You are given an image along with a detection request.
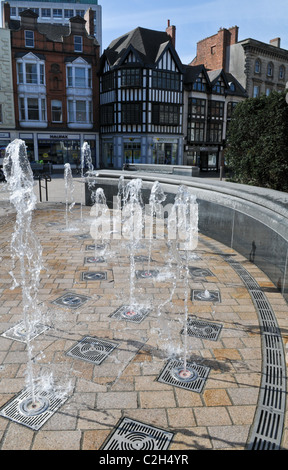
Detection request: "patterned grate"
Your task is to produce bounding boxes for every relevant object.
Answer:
[102,417,174,450]
[73,233,91,240]
[134,255,150,262]
[182,318,222,341]
[0,387,69,431]
[1,321,49,343]
[136,270,159,279]
[85,244,106,251]
[51,292,91,309]
[84,256,105,264]
[191,289,221,302]
[66,336,118,364]
[110,305,150,324]
[81,271,107,281]
[157,359,210,393]
[188,267,214,278]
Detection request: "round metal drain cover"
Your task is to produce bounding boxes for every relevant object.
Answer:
[62,296,82,306]
[85,272,105,280]
[19,396,50,417]
[171,366,198,383]
[124,432,154,450]
[195,290,218,301]
[79,341,105,357]
[14,325,36,338]
[121,309,138,319]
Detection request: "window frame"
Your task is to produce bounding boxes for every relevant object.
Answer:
[51,99,63,123]
[74,36,83,53]
[25,30,34,48]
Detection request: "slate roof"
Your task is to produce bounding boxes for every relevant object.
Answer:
[102,27,182,70]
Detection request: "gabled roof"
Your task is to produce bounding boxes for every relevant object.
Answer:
[101,26,183,71]
[183,64,210,88]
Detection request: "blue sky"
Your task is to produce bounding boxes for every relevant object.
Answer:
[101,0,288,64]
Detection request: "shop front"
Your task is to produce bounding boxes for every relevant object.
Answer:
[184,145,219,171]
[37,133,97,170]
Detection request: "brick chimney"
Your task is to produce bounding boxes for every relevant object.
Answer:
[270,37,281,48]
[84,8,95,37]
[166,19,176,48]
[2,2,11,28]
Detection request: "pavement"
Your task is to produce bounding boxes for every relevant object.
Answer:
[0,174,287,451]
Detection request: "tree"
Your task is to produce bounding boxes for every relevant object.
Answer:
[225,91,288,191]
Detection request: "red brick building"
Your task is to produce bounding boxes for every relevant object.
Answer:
[190,26,239,71]
[3,3,100,168]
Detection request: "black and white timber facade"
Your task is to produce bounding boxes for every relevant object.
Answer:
[99,25,248,170]
[99,27,184,168]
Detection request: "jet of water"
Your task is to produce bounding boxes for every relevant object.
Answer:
[3,139,44,404]
[64,163,75,230]
[121,179,143,309]
[146,181,166,274]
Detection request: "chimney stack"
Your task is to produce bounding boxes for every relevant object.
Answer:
[84,8,95,37]
[166,19,176,48]
[270,37,281,48]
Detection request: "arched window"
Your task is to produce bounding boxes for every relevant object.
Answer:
[255,59,261,74]
[267,62,274,77]
[279,65,285,80]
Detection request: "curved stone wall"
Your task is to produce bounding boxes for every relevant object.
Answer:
[86,170,288,301]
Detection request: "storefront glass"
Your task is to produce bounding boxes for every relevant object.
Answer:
[38,139,96,167]
[124,141,141,164]
[153,141,177,165]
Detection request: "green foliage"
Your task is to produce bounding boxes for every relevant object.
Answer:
[225,91,288,191]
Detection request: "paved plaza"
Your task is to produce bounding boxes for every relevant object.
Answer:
[0,176,287,451]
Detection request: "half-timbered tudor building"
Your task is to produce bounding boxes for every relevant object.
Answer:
[183,65,247,170]
[99,26,184,169]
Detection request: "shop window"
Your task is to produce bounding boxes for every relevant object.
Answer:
[0,104,2,123]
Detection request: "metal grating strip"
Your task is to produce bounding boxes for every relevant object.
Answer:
[223,255,286,450]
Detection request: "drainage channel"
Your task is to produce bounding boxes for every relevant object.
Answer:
[225,255,286,450]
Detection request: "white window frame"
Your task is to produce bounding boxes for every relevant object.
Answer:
[67,98,92,124]
[74,36,83,53]
[51,100,63,122]
[19,96,47,122]
[17,57,45,86]
[66,64,92,88]
[25,30,34,48]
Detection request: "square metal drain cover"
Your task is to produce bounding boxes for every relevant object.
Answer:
[0,387,69,431]
[157,359,210,393]
[181,318,222,341]
[51,292,91,309]
[66,336,118,364]
[189,267,214,278]
[1,321,49,343]
[73,233,91,240]
[102,417,174,450]
[84,256,105,264]
[134,255,150,262]
[110,305,150,323]
[191,289,221,302]
[85,244,106,251]
[136,270,159,279]
[81,271,107,281]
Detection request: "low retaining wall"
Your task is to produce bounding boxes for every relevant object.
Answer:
[85,170,288,300]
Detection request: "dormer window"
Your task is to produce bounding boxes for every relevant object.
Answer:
[74,36,83,53]
[25,31,34,48]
